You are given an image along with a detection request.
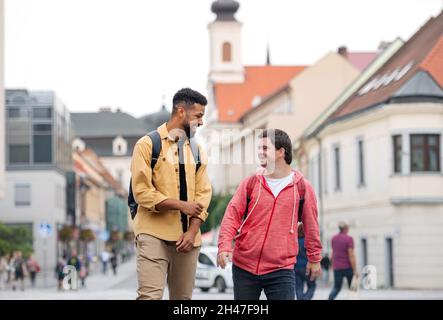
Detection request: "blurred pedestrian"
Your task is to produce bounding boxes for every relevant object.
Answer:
[78,255,88,288]
[0,256,8,290]
[294,224,317,300]
[55,258,66,291]
[6,253,13,285]
[12,251,26,291]
[66,250,81,272]
[26,255,41,288]
[101,249,110,275]
[328,222,359,300]
[110,248,118,276]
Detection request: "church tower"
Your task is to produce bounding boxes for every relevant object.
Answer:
[208,0,244,83]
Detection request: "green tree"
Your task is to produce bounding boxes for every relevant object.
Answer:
[0,222,33,258]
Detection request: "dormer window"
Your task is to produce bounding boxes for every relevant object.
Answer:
[72,138,85,152]
[113,136,127,156]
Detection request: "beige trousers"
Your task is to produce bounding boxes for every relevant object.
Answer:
[135,233,200,300]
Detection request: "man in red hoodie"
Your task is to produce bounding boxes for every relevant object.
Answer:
[217,129,323,300]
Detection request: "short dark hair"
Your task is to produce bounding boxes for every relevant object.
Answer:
[259,129,293,165]
[172,88,207,114]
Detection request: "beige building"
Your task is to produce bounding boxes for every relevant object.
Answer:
[296,12,443,289]
[214,50,375,193]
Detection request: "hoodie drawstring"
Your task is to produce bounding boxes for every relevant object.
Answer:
[235,178,262,237]
[290,181,297,234]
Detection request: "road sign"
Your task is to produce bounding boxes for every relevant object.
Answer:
[38,222,52,238]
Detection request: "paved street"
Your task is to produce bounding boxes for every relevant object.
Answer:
[1,257,443,300]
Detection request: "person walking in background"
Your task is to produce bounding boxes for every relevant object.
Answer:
[0,255,8,290]
[26,255,41,288]
[101,248,110,275]
[66,250,81,273]
[294,224,317,300]
[12,251,26,291]
[78,255,88,288]
[110,248,118,276]
[55,258,66,291]
[6,253,13,286]
[328,222,359,300]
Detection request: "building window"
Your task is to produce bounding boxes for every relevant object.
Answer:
[33,107,52,119]
[15,184,31,206]
[410,134,440,172]
[72,138,86,152]
[113,136,127,156]
[222,42,232,62]
[333,145,341,191]
[33,124,52,163]
[7,107,28,119]
[9,145,30,164]
[357,139,365,186]
[393,135,402,173]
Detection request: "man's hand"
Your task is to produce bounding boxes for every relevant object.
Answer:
[176,230,197,253]
[306,262,322,281]
[180,201,204,218]
[217,252,232,269]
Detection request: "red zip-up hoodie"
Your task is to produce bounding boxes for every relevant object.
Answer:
[218,170,322,275]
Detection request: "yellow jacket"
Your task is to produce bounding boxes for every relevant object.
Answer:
[130,123,212,246]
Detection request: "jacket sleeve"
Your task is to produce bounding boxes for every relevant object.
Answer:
[301,179,323,263]
[193,146,212,222]
[217,178,248,253]
[130,137,168,213]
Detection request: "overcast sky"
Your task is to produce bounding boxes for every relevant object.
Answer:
[5,0,443,117]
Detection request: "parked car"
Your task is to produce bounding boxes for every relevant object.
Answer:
[195,246,233,293]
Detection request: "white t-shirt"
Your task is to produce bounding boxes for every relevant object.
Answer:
[264,172,294,198]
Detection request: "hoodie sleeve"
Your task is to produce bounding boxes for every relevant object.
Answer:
[217,178,249,253]
[301,179,323,263]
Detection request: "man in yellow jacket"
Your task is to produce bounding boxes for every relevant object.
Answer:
[131,88,212,300]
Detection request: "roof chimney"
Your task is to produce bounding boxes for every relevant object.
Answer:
[99,107,112,113]
[378,41,391,52]
[338,46,348,58]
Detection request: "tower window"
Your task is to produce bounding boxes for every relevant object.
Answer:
[222,42,232,62]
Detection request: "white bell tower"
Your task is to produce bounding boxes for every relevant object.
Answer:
[208,0,244,83]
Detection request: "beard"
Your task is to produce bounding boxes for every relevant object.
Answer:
[183,122,191,139]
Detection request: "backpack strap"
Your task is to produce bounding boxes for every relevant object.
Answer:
[189,138,201,172]
[243,175,258,220]
[296,178,306,222]
[146,130,162,170]
[128,130,162,220]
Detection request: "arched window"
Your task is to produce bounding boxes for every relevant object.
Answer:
[222,42,232,62]
[113,136,127,156]
[72,138,85,152]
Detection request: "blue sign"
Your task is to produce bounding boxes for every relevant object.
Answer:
[39,222,52,238]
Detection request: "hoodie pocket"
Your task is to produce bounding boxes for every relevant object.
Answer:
[235,231,249,251]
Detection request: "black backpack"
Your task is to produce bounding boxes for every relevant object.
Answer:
[128,130,201,220]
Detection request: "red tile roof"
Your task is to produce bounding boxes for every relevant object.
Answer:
[328,11,443,123]
[213,66,306,122]
[421,35,443,88]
